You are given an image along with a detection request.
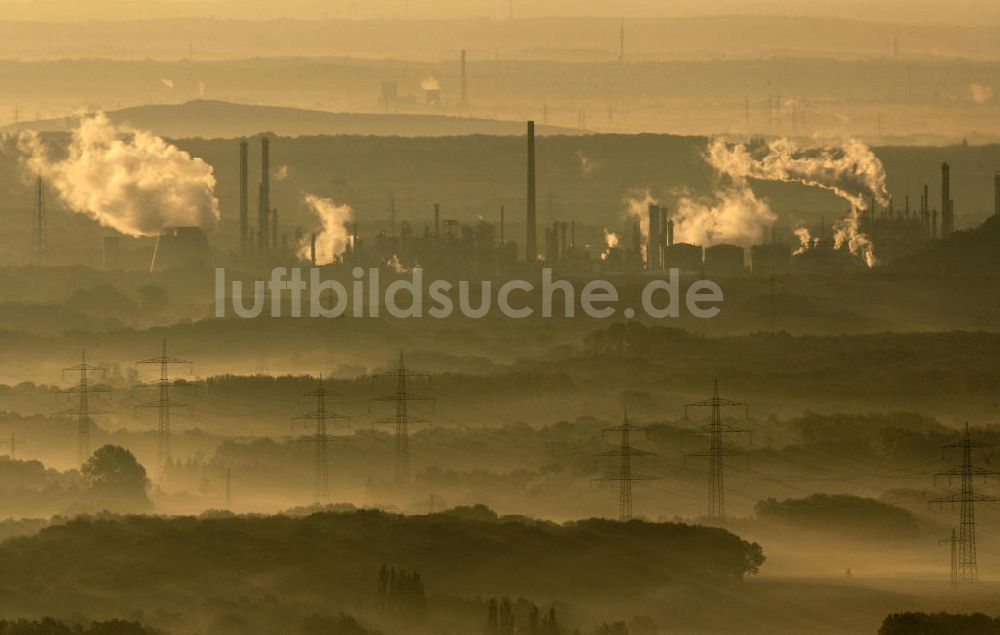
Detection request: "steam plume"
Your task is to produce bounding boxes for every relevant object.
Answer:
[624,188,655,258]
[706,137,888,266]
[299,194,353,265]
[18,112,220,237]
[673,180,776,248]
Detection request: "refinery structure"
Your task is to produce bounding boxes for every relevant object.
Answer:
[25,120,1000,281]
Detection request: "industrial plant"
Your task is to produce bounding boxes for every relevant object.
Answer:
[1,3,1000,635]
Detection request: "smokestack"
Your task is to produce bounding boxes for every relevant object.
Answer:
[460,50,467,106]
[310,233,317,266]
[994,170,1000,216]
[667,219,674,247]
[271,207,279,253]
[238,139,248,256]
[258,136,270,256]
[941,161,953,235]
[390,196,396,235]
[526,121,537,263]
[500,205,505,244]
[571,220,575,248]
[434,203,441,237]
[559,221,567,261]
[647,203,661,271]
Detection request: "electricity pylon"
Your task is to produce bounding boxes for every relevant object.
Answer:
[595,409,656,522]
[930,423,1000,582]
[60,350,111,467]
[135,339,192,476]
[939,528,958,590]
[369,351,433,484]
[32,175,46,264]
[293,377,345,502]
[5,429,24,459]
[684,379,750,519]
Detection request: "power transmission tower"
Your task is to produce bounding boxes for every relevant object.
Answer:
[684,379,750,519]
[369,351,433,485]
[293,377,345,503]
[135,339,192,476]
[60,350,111,468]
[5,428,24,459]
[930,423,1000,582]
[939,528,958,590]
[32,175,46,264]
[595,409,656,521]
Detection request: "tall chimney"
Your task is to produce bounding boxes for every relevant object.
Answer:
[271,207,279,253]
[647,203,661,271]
[940,161,953,235]
[390,196,397,235]
[258,136,270,256]
[570,220,575,248]
[310,233,317,266]
[500,205,505,244]
[526,121,537,262]
[434,203,440,237]
[238,139,248,256]
[460,49,467,106]
[994,170,1000,216]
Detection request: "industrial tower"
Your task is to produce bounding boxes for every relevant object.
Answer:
[135,340,192,475]
[930,423,1000,582]
[525,120,537,263]
[258,136,270,257]
[939,528,959,590]
[370,352,433,484]
[684,379,750,519]
[596,409,656,522]
[237,139,249,256]
[61,350,110,467]
[294,377,345,502]
[32,176,46,264]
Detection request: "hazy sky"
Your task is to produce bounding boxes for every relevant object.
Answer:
[1,0,998,26]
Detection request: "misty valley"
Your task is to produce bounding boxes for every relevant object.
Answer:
[0,2,1000,634]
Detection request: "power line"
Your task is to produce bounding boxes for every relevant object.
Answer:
[930,423,1000,582]
[684,379,750,519]
[60,350,110,468]
[369,351,433,485]
[595,408,656,521]
[293,376,345,503]
[135,339,193,477]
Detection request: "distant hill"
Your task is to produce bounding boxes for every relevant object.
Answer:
[1,99,583,139]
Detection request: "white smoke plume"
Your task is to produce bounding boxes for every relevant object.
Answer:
[793,226,814,255]
[673,181,776,248]
[623,188,656,259]
[161,78,175,90]
[599,228,620,261]
[421,77,440,91]
[197,81,206,97]
[275,164,290,181]
[577,150,601,177]
[706,137,888,266]
[299,194,353,265]
[970,83,993,104]
[18,112,220,237]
